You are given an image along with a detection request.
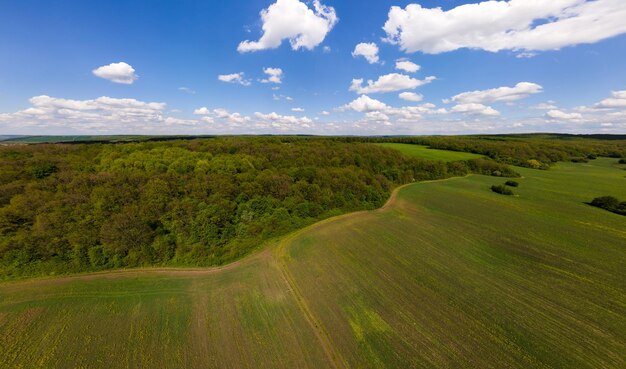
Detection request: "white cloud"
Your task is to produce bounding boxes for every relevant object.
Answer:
[254,112,313,130]
[399,92,423,102]
[212,108,250,124]
[273,94,294,101]
[178,87,196,94]
[260,67,283,84]
[193,107,210,115]
[595,90,626,109]
[352,42,379,64]
[451,103,500,116]
[546,109,583,121]
[320,110,330,115]
[451,82,543,104]
[350,73,435,94]
[92,62,138,84]
[218,72,251,86]
[341,96,446,124]
[395,59,420,73]
[0,95,175,132]
[342,95,389,112]
[291,107,305,112]
[383,0,626,54]
[238,0,338,53]
[323,46,332,53]
[531,102,558,110]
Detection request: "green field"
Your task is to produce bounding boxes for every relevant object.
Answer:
[376,143,484,161]
[1,158,624,368]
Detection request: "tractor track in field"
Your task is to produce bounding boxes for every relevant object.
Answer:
[269,182,420,369]
[0,180,440,369]
[274,233,346,369]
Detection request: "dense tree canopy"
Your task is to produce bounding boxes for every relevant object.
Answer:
[0,137,519,279]
[345,134,626,169]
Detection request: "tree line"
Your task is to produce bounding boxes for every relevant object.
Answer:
[0,136,517,279]
[339,134,626,169]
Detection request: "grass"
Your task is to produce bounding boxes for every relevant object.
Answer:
[281,158,626,368]
[376,143,484,161]
[1,158,624,368]
[0,251,330,369]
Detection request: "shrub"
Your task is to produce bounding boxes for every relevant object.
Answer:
[619,159,626,164]
[571,157,589,163]
[491,185,513,196]
[589,196,626,216]
[505,180,519,187]
[591,196,619,209]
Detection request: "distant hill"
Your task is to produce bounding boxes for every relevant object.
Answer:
[1,135,216,144]
[0,135,26,142]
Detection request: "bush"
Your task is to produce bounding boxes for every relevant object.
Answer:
[571,157,589,163]
[619,159,626,164]
[505,180,519,187]
[591,196,620,209]
[589,196,626,215]
[491,185,513,196]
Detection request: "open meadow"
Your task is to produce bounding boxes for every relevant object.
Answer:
[375,143,484,162]
[0,156,624,368]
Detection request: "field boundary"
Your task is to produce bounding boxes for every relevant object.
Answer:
[1,176,469,288]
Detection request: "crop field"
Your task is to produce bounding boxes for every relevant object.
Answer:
[1,158,624,368]
[281,158,626,368]
[376,143,484,161]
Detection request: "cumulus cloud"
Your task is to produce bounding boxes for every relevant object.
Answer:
[341,95,448,126]
[0,95,175,132]
[291,107,305,112]
[531,102,558,110]
[383,0,626,54]
[395,59,420,73]
[595,90,626,109]
[193,107,211,115]
[341,95,389,112]
[352,42,379,64]
[237,0,338,53]
[451,82,543,104]
[546,109,583,121]
[92,62,138,84]
[254,112,313,129]
[211,108,250,124]
[218,72,251,86]
[350,73,435,94]
[399,92,423,102]
[451,103,500,116]
[320,110,330,116]
[260,67,283,84]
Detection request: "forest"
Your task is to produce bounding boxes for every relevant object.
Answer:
[1,135,623,279]
[0,136,519,279]
[350,134,626,169]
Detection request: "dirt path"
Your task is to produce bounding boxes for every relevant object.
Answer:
[189,278,212,369]
[274,231,347,369]
[0,248,271,291]
[1,182,417,290]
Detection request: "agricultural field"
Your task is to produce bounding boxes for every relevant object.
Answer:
[0,249,330,369]
[0,157,624,368]
[376,143,484,162]
[281,157,626,368]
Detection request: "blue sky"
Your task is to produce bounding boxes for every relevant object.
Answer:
[1,0,626,135]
